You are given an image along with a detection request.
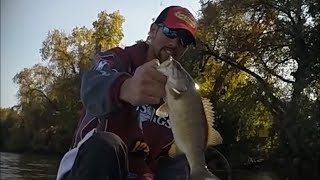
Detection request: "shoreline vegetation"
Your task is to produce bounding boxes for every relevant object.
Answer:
[1,0,319,179]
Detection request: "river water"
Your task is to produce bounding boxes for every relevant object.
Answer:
[1,151,283,180]
[0,152,59,180]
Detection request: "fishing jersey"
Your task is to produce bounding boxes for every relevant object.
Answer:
[71,42,174,177]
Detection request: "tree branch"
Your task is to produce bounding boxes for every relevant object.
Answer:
[272,58,292,70]
[203,43,265,83]
[202,43,287,116]
[262,0,296,26]
[54,48,77,74]
[256,53,295,83]
[29,88,60,113]
[199,55,210,73]
[258,43,290,51]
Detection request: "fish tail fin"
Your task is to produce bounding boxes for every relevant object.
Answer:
[202,98,223,146]
[189,167,221,180]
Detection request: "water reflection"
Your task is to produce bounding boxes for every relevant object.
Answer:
[0,152,59,180]
[0,152,287,180]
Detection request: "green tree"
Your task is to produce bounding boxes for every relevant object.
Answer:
[9,10,125,154]
[180,1,319,177]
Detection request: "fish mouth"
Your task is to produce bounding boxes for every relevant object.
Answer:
[159,56,173,68]
[171,88,183,94]
[165,49,173,55]
[167,81,188,93]
[163,48,176,59]
[165,49,174,56]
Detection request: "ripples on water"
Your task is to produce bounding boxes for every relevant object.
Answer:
[1,152,285,180]
[0,152,59,180]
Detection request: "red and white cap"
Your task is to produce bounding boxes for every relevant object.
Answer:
[155,6,198,43]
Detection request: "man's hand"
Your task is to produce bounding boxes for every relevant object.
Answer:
[120,59,167,106]
[140,173,154,180]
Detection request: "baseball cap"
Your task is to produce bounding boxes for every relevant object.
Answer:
[154,6,198,45]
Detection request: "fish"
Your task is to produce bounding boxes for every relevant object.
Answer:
[156,56,223,180]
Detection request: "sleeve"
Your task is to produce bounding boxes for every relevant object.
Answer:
[80,49,131,118]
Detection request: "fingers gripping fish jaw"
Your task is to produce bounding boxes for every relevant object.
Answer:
[157,56,190,95]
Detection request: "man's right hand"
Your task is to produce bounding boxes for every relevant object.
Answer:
[140,173,154,180]
[119,59,167,106]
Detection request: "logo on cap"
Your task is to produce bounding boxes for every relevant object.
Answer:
[174,11,197,29]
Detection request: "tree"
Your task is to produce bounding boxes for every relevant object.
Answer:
[9,10,125,154]
[182,0,319,177]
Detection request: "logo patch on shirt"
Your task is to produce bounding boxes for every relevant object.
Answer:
[136,105,171,129]
[94,54,115,70]
[95,60,109,71]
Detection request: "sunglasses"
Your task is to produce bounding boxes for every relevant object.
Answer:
[158,24,194,47]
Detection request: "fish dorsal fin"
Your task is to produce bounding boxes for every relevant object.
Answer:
[202,98,223,146]
[156,103,169,118]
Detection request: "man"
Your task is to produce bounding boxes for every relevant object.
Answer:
[56,5,198,180]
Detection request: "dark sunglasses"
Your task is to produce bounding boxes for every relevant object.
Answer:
[158,24,194,47]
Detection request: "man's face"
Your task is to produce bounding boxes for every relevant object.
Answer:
[149,24,194,62]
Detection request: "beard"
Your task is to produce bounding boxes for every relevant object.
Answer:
[156,47,177,62]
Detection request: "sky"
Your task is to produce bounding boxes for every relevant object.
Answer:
[0,0,201,108]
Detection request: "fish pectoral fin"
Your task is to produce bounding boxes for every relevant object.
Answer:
[168,142,183,157]
[156,103,169,117]
[202,98,223,146]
